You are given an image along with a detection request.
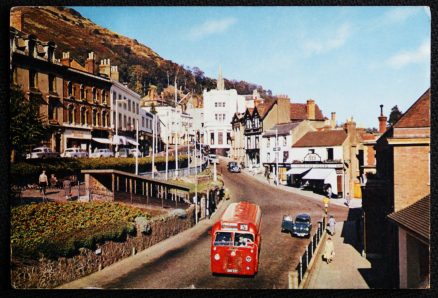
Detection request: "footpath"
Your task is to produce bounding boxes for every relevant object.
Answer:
[306,221,371,289]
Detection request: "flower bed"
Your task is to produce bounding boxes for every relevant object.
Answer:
[11,202,151,260]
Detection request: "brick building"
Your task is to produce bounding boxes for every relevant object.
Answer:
[362,89,430,287]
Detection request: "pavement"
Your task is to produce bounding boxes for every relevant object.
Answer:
[239,167,362,209]
[306,221,371,289]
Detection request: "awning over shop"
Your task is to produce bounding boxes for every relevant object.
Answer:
[92,137,112,144]
[126,138,139,146]
[302,168,338,195]
[286,168,311,175]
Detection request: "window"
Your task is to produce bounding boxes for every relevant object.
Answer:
[247,137,251,149]
[124,115,127,129]
[227,132,231,145]
[68,105,74,124]
[283,137,287,146]
[102,90,106,104]
[80,107,86,125]
[113,92,116,105]
[92,88,97,101]
[309,149,315,154]
[80,84,84,99]
[118,113,122,129]
[218,132,223,145]
[267,153,270,162]
[267,138,270,148]
[142,116,145,127]
[67,82,72,97]
[327,148,334,160]
[113,111,116,127]
[48,99,57,120]
[102,110,107,127]
[210,132,214,145]
[255,137,259,148]
[49,74,56,92]
[128,100,131,111]
[92,109,97,126]
[29,70,38,89]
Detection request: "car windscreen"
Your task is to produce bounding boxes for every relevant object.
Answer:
[295,217,310,223]
[214,232,233,246]
[234,233,254,247]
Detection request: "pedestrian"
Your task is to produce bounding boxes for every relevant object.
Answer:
[50,173,58,188]
[38,170,48,198]
[323,196,330,214]
[323,236,335,264]
[328,215,336,235]
[63,178,72,200]
[345,192,351,207]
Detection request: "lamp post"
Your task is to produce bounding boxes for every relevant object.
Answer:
[152,113,156,179]
[165,111,169,180]
[135,119,139,175]
[115,98,127,152]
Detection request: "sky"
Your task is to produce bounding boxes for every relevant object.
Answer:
[73,6,430,128]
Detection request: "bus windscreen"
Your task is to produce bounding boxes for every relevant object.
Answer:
[214,232,232,246]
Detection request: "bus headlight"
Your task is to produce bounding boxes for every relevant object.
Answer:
[214,253,220,261]
[246,256,252,262]
[231,251,236,257]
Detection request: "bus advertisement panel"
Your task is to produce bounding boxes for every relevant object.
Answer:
[209,201,262,276]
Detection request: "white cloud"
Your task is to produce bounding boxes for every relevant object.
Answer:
[302,24,351,55]
[387,40,430,69]
[188,17,237,40]
[384,7,420,24]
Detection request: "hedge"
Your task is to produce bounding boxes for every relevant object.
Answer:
[10,155,188,186]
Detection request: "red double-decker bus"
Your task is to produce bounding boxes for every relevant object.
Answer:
[209,201,262,276]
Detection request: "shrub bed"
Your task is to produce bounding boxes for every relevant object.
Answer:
[11,202,149,260]
[10,155,188,186]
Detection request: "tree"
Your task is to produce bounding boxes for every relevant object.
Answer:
[10,87,49,162]
[388,105,403,126]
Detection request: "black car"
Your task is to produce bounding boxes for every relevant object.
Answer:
[227,161,241,173]
[291,214,312,238]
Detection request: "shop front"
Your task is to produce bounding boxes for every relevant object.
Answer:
[63,128,92,153]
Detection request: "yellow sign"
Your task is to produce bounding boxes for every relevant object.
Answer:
[323,197,330,205]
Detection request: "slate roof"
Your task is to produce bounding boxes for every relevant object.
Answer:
[293,130,347,147]
[257,100,276,118]
[290,103,325,121]
[388,195,430,243]
[394,89,430,128]
[263,122,301,137]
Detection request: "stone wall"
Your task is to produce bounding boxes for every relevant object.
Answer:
[11,205,195,289]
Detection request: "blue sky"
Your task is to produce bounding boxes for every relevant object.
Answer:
[73,6,430,128]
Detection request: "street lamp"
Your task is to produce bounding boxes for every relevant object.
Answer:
[115,98,127,152]
[135,119,139,175]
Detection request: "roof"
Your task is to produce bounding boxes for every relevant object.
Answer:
[70,59,87,72]
[393,89,430,128]
[293,130,347,147]
[257,100,276,118]
[290,103,325,121]
[388,195,430,243]
[264,122,301,137]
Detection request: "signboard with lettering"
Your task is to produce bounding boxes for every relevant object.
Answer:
[304,152,322,163]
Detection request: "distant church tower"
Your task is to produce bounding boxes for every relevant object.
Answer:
[217,66,225,90]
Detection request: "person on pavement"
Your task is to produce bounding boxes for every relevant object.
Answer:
[328,215,336,235]
[324,236,335,264]
[38,170,48,197]
[63,178,72,200]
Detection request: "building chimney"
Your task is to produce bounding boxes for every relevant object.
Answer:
[111,65,119,82]
[277,95,290,124]
[10,9,23,31]
[330,112,336,129]
[306,99,315,120]
[99,59,111,78]
[345,117,357,144]
[85,52,95,74]
[378,104,387,133]
[61,52,71,67]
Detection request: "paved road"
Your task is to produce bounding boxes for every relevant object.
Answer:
[99,160,348,289]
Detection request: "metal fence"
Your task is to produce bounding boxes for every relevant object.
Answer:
[295,216,327,287]
[140,161,208,180]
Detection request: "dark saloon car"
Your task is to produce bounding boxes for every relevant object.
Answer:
[292,213,312,238]
[227,161,241,173]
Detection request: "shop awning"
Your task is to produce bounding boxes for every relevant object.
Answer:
[286,168,311,175]
[126,138,139,146]
[92,137,112,144]
[302,168,335,180]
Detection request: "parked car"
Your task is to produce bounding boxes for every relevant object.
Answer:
[61,147,88,158]
[115,148,129,158]
[90,148,114,158]
[208,154,218,164]
[227,161,241,173]
[26,146,60,159]
[129,148,143,158]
